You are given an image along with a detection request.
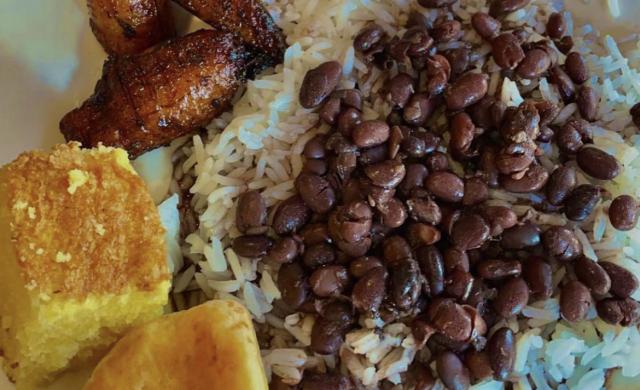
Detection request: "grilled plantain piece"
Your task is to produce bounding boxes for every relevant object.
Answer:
[87,0,176,55]
[173,0,286,65]
[60,29,248,158]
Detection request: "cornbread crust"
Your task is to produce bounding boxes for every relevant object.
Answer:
[1,142,168,297]
[0,143,170,388]
[84,300,269,390]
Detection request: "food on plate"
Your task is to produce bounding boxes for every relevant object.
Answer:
[167,0,640,387]
[83,300,267,390]
[87,0,175,55]
[0,143,170,388]
[173,0,286,65]
[60,29,249,158]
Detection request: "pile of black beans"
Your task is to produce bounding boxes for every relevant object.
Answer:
[234,1,640,389]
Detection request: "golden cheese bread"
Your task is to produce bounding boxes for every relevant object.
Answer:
[0,143,170,389]
[84,299,269,390]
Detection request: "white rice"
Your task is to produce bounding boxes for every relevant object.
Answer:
[164,0,640,387]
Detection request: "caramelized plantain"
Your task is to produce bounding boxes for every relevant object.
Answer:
[87,0,176,55]
[60,29,247,158]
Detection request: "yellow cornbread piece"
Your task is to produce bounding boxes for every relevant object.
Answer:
[0,143,170,389]
[84,300,268,390]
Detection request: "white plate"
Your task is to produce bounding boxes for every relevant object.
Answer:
[0,0,639,388]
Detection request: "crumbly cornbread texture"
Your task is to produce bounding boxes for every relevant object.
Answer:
[0,143,170,389]
[84,300,268,390]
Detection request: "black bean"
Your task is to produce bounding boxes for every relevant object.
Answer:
[548,66,575,102]
[477,259,522,280]
[546,165,577,205]
[501,165,549,193]
[465,350,494,382]
[501,222,541,250]
[309,265,350,297]
[556,119,586,153]
[516,49,551,79]
[328,201,373,245]
[546,12,566,39]
[451,214,490,251]
[444,269,474,301]
[495,143,535,175]
[428,299,473,342]
[232,235,272,257]
[574,255,612,295]
[576,86,599,121]
[336,237,372,257]
[399,163,429,196]
[300,223,331,246]
[576,147,620,180]
[295,173,336,214]
[564,184,601,222]
[319,97,341,124]
[487,327,515,381]
[386,73,415,108]
[471,12,501,40]
[359,144,387,166]
[445,72,489,110]
[596,298,625,325]
[349,256,383,278]
[299,61,342,108]
[407,222,442,247]
[278,262,309,309]
[560,280,591,322]
[403,93,436,125]
[489,0,530,16]
[333,88,363,110]
[383,236,413,266]
[336,107,362,136]
[417,245,445,297]
[303,135,327,159]
[534,100,560,127]
[491,33,525,70]
[354,23,385,52]
[443,247,470,273]
[351,120,390,148]
[273,195,312,235]
[436,352,471,390]
[598,298,640,326]
[522,257,553,299]
[425,171,465,202]
[556,35,574,54]
[364,160,406,188]
[449,112,476,160]
[311,311,352,354]
[236,190,267,234]
[404,26,434,57]
[542,226,582,261]
[500,100,541,142]
[432,19,462,43]
[631,102,640,128]
[265,237,300,264]
[463,178,489,206]
[303,243,336,268]
[609,195,639,231]
[481,206,518,236]
[600,261,639,299]
[406,197,441,225]
[425,151,449,172]
[390,259,422,310]
[493,277,529,317]
[418,0,457,7]
[352,266,387,313]
[444,47,471,76]
[378,197,408,228]
[565,52,588,84]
